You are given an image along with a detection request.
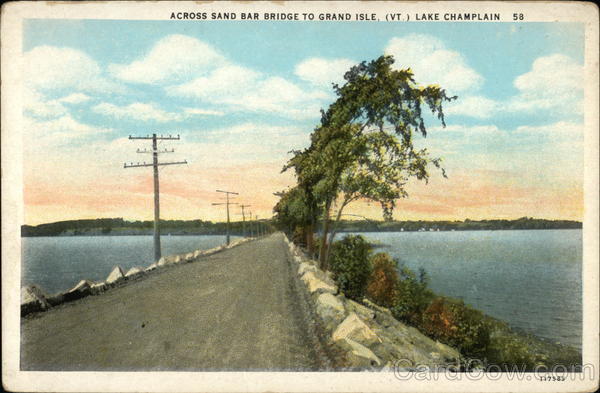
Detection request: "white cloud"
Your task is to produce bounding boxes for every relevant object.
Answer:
[184,108,225,116]
[169,66,327,119]
[384,34,483,93]
[109,34,225,84]
[59,93,92,104]
[24,46,121,93]
[23,88,67,118]
[294,57,356,88]
[515,121,583,139]
[445,95,500,119]
[508,54,583,114]
[24,115,113,154]
[92,102,186,123]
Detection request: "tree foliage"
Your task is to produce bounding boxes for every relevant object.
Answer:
[283,54,455,269]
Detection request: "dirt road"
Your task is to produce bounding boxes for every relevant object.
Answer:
[21,233,326,371]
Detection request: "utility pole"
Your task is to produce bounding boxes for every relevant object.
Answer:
[125,133,187,262]
[239,204,251,238]
[211,190,238,245]
[247,211,253,237]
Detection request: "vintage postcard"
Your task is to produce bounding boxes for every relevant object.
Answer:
[2,1,598,392]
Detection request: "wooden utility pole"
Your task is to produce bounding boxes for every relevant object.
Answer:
[125,134,187,262]
[211,190,238,245]
[239,204,251,237]
[247,210,253,237]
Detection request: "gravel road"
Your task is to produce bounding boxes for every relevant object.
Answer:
[21,233,327,371]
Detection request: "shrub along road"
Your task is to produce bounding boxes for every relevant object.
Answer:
[21,233,326,371]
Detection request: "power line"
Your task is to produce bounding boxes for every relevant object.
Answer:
[124,133,187,261]
[211,189,239,245]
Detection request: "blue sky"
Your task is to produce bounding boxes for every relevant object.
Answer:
[22,19,585,224]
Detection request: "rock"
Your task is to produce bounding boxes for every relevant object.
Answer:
[333,313,382,346]
[69,279,93,293]
[125,266,143,278]
[298,262,317,277]
[341,338,382,368]
[46,292,66,307]
[204,245,224,256]
[106,266,125,284]
[21,285,51,316]
[91,281,106,294]
[315,293,346,329]
[65,279,94,301]
[345,299,376,320]
[145,262,158,272]
[301,271,337,294]
[185,252,195,262]
[193,250,203,258]
[174,255,183,264]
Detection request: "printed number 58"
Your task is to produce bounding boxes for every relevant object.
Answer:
[513,13,524,20]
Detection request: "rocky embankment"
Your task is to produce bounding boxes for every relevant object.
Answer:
[21,238,254,317]
[283,235,462,370]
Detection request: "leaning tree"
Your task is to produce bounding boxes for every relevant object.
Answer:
[287,55,456,270]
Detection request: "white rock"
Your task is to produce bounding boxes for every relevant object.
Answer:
[193,250,202,258]
[315,293,346,326]
[344,338,382,367]
[174,255,182,263]
[68,279,93,293]
[301,271,337,294]
[298,262,317,277]
[333,313,381,345]
[91,281,106,291]
[21,285,50,311]
[145,262,158,272]
[185,252,195,262]
[106,266,125,284]
[125,266,143,278]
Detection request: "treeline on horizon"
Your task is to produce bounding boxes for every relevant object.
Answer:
[21,216,581,237]
[21,218,257,237]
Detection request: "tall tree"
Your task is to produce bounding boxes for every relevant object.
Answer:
[288,55,455,270]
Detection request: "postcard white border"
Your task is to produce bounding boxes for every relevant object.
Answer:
[2,1,598,392]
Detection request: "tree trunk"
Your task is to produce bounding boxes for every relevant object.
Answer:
[318,199,332,270]
[306,222,314,256]
[325,198,350,266]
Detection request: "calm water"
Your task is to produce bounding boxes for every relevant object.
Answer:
[22,235,238,295]
[351,230,582,349]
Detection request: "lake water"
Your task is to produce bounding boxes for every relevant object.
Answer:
[350,230,582,349]
[21,235,238,295]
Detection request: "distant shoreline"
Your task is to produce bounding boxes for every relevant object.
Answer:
[20,227,583,238]
[21,217,581,237]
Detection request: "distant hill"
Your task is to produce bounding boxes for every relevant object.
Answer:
[21,216,581,237]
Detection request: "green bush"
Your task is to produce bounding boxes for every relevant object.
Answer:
[485,333,537,369]
[390,263,435,325]
[421,297,492,358]
[329,235,373,301]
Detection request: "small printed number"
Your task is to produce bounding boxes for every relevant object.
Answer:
[539,376,566,381]
[513,13,524,20]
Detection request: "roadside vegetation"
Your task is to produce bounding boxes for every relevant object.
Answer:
[327,234,580,370]
[272,54,581,370]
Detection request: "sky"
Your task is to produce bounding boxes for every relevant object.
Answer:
[21,19,585,225]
